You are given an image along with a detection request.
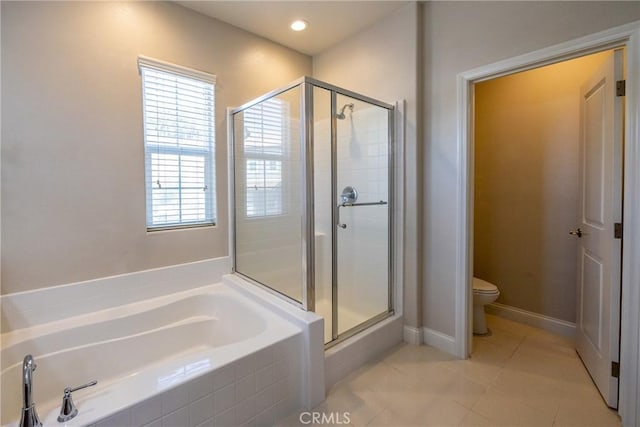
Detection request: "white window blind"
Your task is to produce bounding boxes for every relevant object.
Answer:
[139,57,216,230]
[243,99,288,217]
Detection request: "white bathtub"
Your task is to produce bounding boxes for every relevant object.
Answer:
[1,278,312,426]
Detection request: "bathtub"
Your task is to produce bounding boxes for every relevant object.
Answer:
[1,276,316,426]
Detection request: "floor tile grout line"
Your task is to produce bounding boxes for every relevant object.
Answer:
[315,317,619,427]
[469,322,560,422]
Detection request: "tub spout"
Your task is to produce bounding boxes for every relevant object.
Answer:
[19,355,43,427]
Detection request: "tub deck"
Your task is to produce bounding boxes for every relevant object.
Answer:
[1,280,304,426]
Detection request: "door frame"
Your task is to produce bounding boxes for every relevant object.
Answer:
[454,21,640,425]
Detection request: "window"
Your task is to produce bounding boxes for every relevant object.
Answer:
[138,57,216,230]
[243,98,288,217]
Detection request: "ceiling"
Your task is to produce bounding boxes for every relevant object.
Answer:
[175,1,408,56]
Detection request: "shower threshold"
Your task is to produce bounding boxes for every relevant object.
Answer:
[323,310,395,350]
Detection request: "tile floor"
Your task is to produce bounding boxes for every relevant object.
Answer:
[278,314,621,426]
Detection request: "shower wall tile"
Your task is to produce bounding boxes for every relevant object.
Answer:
[312,105,390,318]
[334,106,391,316]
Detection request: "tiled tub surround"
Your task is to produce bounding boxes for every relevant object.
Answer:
[1,258,324,426]
[90,335,302,427]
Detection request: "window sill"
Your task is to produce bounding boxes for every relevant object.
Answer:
[146,222,216,234]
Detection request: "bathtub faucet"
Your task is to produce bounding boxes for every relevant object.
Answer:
[19,354,43,427]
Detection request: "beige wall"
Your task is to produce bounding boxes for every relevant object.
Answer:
[422,1,640,336]
[474,52,609,323]
[0,1,311,295]
[4,0,640,336]
[313,2,421,328]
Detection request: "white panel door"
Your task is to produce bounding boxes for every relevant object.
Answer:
[575,49,623,409]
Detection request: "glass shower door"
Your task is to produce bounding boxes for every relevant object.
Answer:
[230,77,393,346]
[334,94,390,337]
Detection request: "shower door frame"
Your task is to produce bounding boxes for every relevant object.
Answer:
[323,82,396,346]
[229,76,395,347]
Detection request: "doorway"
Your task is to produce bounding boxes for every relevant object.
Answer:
[471,49,624,408]
[455,23,640,426]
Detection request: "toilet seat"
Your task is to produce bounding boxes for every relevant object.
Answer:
[473,277,499,294]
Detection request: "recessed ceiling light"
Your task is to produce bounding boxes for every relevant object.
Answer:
[290,20,308,32]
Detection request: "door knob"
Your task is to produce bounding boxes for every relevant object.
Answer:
[569,228,583,238]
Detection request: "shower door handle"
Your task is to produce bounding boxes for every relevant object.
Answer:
[337,204,347,229]
[336,201,387,229]
[341,201,388,207]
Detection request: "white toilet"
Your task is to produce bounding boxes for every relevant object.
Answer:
[473,277,500,335]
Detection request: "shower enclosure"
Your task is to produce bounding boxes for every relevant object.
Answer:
[229,77,393,345]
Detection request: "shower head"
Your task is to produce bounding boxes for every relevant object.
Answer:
[336,103,354,120]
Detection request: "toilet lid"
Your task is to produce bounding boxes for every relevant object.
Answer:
[473,277,499,293]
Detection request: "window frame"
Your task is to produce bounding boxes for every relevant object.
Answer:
[138,56,217,231]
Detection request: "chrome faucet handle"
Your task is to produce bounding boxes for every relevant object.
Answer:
[65,380,97,394]
[57,380,97,423]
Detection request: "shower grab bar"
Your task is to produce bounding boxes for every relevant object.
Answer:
[337,200,388,228]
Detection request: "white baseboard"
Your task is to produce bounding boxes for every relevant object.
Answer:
[403,325,423,345]
[422,327,456,355]
[486,302,576,339]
